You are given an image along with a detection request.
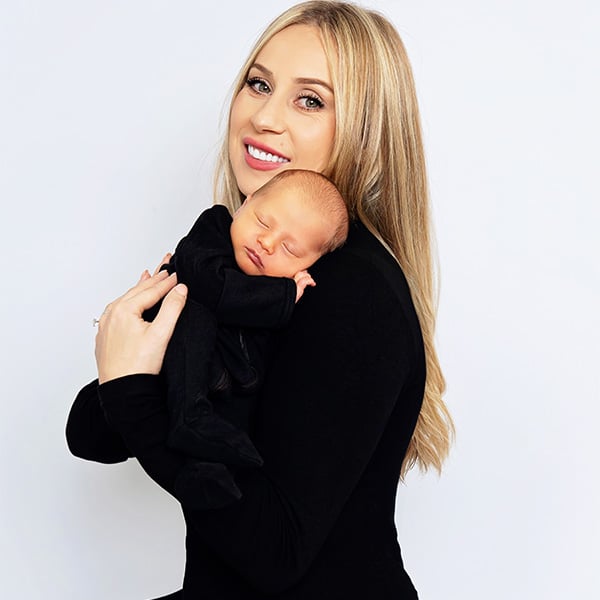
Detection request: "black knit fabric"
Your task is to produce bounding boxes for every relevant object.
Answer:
[143,205,296,508]
[66,219,424,599]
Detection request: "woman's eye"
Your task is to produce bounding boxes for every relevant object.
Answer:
[297,94,324,110]
[246,77,271,94]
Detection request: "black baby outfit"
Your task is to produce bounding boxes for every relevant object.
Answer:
[144,204,296,508]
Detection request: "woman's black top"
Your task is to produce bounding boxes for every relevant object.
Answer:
[66,220,425,599]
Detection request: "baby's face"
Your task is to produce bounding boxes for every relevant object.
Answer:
[230,187,335,278]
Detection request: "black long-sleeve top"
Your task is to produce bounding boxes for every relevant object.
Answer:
[66,219,425,599]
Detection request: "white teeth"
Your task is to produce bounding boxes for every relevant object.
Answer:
[247,144,289,163]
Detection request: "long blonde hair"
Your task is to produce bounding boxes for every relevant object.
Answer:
[214,0,454,478]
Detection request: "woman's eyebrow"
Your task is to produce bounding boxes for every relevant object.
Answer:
[251,63,333,94]
[294,77,333,94]
[250,63,271,77]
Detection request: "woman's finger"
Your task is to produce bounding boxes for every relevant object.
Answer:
[114,253,172,304]
[124,271,179,313]
[153,253,172,276]
[150,283,188,343]
[120,268,170,302]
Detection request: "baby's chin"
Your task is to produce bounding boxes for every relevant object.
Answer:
[247,265,298,279]
[258,267,295,278]
[234,248,308,278]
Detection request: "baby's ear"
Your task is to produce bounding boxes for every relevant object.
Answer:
[234,194,253,217]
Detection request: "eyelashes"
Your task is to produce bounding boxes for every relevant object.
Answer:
[296,93,324,110]
[246,77,270,95]
[256,215,268,228]
[244,77,325,111]
[254,215,299,257]
[282,243,299,257]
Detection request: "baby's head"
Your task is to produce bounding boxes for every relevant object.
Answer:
[230,169,348,278]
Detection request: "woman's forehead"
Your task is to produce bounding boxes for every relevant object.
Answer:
[253,25,332,85]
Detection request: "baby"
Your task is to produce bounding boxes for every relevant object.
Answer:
[148,169,348,509]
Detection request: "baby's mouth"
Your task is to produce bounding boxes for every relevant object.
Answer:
[245,246,264,269]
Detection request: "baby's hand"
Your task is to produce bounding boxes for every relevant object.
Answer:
[293,270,316,303]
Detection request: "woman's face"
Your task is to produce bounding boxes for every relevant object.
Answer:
[228,24,336,197]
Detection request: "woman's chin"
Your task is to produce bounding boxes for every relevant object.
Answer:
[233,163,288,197]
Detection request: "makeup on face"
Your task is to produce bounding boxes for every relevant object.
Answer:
[228,24,336,197]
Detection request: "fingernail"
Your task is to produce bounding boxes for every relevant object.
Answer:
[174,283,187,295]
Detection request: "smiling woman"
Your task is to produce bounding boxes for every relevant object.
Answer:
[227,24,336,197]
[66,2,453,598]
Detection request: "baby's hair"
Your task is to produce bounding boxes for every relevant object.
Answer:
[252,169,349,254]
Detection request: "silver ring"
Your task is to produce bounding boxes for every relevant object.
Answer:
[92,318,100,327]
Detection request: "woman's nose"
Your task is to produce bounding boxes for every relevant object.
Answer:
[250,94,286,134]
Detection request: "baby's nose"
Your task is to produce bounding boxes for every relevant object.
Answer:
[258,234,274,253]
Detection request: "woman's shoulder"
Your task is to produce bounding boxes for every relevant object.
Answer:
[299,220,424,357]
[312,221,416,313]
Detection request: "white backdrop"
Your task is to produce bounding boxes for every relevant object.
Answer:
[1,1,598,598]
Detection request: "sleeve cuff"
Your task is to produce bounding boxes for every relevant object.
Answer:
[97,374,167,454]
[98,373,162,400]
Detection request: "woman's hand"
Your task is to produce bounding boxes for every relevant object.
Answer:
[95,255,188,384]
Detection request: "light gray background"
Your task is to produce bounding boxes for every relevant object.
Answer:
[1,1,598,598]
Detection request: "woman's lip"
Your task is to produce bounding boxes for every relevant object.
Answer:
[244,246,264,270]
[243,137,290,160]
[244,150,284,172]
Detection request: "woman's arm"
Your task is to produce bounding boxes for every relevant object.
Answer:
[66,263,187,464]
[96,248,419,594]
[65,379,131,463]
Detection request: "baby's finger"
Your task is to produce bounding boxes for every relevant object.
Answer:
[298,273,316,287]
[293,269,310,283]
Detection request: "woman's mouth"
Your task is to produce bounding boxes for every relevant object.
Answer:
[244,246,264,270]
[243,141,290,171]
[246,144,289,164]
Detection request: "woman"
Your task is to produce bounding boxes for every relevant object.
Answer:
[66,2,454,598]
